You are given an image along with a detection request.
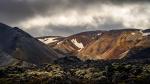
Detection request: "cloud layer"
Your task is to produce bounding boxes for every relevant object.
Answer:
[0,0,150,36]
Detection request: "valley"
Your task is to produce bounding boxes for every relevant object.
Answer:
[0,23,150,84]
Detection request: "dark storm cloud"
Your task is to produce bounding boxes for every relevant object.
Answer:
[26,25,89,37]
[0,0,148,24]
[26,17,125,37]
[0,0,54,24]
[0,0,150,36]
[46,20,125,36]
[0,0,37,24]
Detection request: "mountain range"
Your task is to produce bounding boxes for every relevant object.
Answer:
[0,23,150,66]
[39,28,150,60]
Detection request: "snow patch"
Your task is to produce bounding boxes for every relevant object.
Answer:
[39,37,58,44]
[140,30,150,36]
[71,39,84,49]
[143,32,150,36]
[97,33,102,36]
[131,32,135,35]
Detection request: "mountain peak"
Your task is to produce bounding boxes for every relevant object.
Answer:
[0,23,12,31]
[0,23,61,66]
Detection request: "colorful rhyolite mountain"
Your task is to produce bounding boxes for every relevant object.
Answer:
[39,29,150,60]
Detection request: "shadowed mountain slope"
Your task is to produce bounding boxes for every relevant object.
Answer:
[0,23,62,66]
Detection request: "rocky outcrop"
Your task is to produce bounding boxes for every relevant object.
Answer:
[124,35,150,59]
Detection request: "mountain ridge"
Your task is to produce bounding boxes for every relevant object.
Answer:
[39,28,150,60]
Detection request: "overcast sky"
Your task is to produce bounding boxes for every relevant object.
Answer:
[0,0,150,36]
